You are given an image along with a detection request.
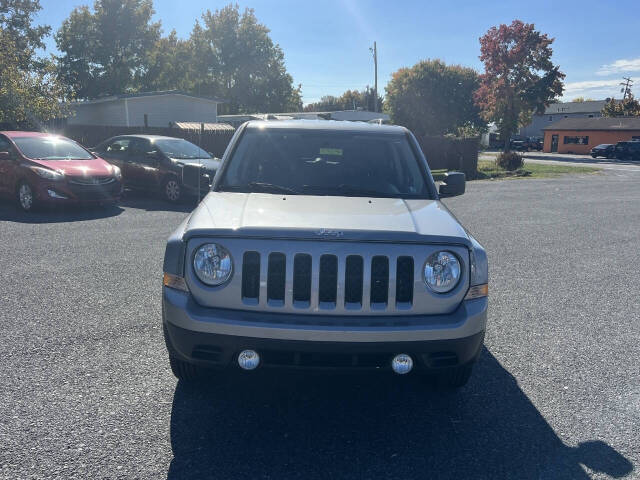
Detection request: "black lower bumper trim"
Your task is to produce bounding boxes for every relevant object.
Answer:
[164,321,485,372]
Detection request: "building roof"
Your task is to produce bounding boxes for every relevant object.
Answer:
[244,119,406,134]
[543,117,640,131]
[218,110,389,121]
[70,90,225,106]
[544,100,608,115]
[172,122,235,132]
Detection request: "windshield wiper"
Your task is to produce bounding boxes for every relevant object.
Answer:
[221,182,300,195]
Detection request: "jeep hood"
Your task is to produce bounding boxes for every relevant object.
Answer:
[184,192,470,244]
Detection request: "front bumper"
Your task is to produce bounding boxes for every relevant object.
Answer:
[35,180,123,205]
[163,287,487,371]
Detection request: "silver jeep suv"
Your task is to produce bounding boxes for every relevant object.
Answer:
[162,120,488,388]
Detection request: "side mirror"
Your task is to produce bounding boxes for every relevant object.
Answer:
[146,151,161,162]
[0,151,11,161]
[439,171,465,198]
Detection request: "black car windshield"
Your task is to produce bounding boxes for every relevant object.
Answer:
[13,136,93,160]
[153,139,211,160]
[217,129,432,199]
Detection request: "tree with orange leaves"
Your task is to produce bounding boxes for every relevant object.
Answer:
[475,20,565,151]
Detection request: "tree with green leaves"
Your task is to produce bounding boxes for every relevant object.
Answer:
[304,87,382,112]
[56,0,161,99]
[0,0,51,70]
[0,29,70,128]
[188,4,301,113]
[141,30,193,92]
[475,20,564,151]
[384,59,485,138]
[601,95,640,117]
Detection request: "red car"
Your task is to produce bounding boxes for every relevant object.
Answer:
[0,131,123,212]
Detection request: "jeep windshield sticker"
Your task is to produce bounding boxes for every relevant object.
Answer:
[319,148,343,156]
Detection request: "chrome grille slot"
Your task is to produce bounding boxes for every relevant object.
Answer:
[344,255,364,308]
[241,251,260,304]
[267,253,286,306]
[370,256,389,308]
[293,254,312,306]
[395,256,414,307]
[318,254,338,308]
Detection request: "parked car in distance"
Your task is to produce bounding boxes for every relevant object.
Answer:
[590,144,616,159]
[509,138,526,151]
[524,137,543,151]
[93,135,221,203]
[0,131,123,212]
[510,137,542,151]
[162,120,489,389]
[614,140,640,161]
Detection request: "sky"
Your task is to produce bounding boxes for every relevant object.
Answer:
[37,0,640,105]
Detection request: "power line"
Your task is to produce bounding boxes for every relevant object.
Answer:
[620,77,633,99]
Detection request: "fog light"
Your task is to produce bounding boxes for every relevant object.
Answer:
[391,354,413,374]
[47,189,67,199]
[238,350,260,370]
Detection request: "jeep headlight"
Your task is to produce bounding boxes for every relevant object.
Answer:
[193,243,233,286]
[423,251,461,293]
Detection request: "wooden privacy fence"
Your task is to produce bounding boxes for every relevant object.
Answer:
[51,123,235,158]
[417,136,480,179]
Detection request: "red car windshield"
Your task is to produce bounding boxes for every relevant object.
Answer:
[13,136,93,160]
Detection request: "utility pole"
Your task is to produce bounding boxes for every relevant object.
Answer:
[370,41,378,112]
[620,77,633,100]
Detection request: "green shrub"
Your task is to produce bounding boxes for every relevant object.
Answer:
[496,151,524,171]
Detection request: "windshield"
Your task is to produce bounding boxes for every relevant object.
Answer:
[13,136,93,160]
[217,129,432,199]
[153,139,211,160]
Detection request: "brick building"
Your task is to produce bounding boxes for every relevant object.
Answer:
[543,117,640,154]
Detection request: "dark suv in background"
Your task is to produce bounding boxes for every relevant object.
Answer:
[590,144,616,158]
[93,135,220,202]
[614,141,640,161]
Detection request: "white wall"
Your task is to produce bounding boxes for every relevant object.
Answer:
[126,95,218,127]
[67,94,219,127]
[69,100,127,126]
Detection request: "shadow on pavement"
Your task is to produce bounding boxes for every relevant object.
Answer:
[167,349,633,479]
[0,201,123,224]
[119,190,197,213]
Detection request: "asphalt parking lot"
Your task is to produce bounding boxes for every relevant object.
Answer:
[1,169,639,479]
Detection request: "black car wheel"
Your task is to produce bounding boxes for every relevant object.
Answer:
[17,182,36,212]
[163,177,182,203]
[163,323,206,382]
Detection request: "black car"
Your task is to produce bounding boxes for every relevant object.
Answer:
[614,141,640,161]
[590,144,616,159]
[93,135,221,202]
[525,137,543,151]
[509,138,526,151]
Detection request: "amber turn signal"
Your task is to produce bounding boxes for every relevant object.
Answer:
[163,272,189,292]
[464,283,488,300]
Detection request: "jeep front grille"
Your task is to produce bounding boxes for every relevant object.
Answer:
[240,251,414,311]
[186,239,470,316]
